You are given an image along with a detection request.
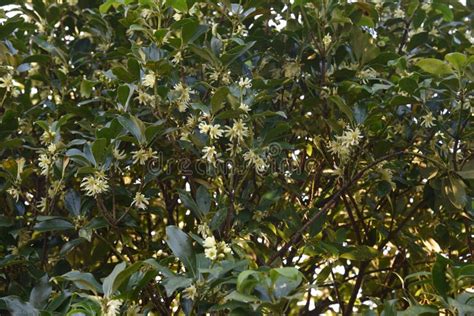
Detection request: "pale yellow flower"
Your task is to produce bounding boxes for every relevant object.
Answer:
[322,34,332,50]
[202,146,220,165]
[421,113,435,128]
[183,284,197,300]
[208,124,224,140]
[225,119,249,142]
[239,103,251,113]
[243,150,267,172]
[173,82,191,112]
[0,73,13,92]
[131,147,157,165]
[203,236,216,248]
[142,73,156,88]
[80,171,109,196]
[38,154,52,176]
[204,246,217,260]
[340,127,363,147]
[131,192,149,210]
[112,148,126,160]
[238,77,252,89]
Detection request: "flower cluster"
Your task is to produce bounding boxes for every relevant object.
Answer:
[328,126,363,162]
[80,171,110,197]
[203,236,232,261]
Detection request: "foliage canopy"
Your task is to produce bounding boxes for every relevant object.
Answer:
[0,0,473,315]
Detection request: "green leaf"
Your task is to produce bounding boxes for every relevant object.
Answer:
[329,95,353,121]
[221,41,255,65]
[127,58,141,81]
[177,189,202,219]
[432,254,450,300]
[398,305,438,316]
[57,271,103,294]
[80,79,94,98]
[163,276,193,296]
[29,275,51,309]
[117,115,146,145]
[166,0,188,12]
[33,219,74,232]
[225,291,260,303]
[91,138,108,165]
[443,175,467,209]
[432,3,453,22]
[102,262,126,298]
[340,246,378,261]
[445,53,468,73]
[189,45,220,66]
[416,58,454,76]
[112,66,134,83]
[457,160,474,179]
[196,186,211,215]
[165,226,196,277]
[64,190,81,217]
[117,84,135,110]
[237,270,260,293]
[211,87,229,113]
[0,296,38,316]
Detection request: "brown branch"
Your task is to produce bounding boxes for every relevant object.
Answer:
[266,151,406,266]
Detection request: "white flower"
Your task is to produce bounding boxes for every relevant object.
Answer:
[421,3,431,12]
[173,82,191,112]
[131,192,149,210]
[0,73,13,92]
[340,127,363,147]
[328,140,350,160]
[173,12,182,21]
[102,299,122,316]
[126,304,142,316]
[40,130,56,145]
[203,236,216,248]
[421,112,435,128]
[47,143,57,154]
[112,148,126,160]
[136,90,154,105]
[357,68,378,82]
[80,171,109,197]
[202,146,220,165]
[142,73,156,88]
[199,122,223,139]
[198,121,211,134]
[226,142,242,156]
[38,154,52,176]
[243,150,267,172]
[394,8,405,18]
[239,102,251,113]
[172,51,183,64]
[322,34,332,49]
[183,284,197,300]
[197,224,211,238]
[37,197,47,212]
[225,119,249,142]
[204,246,217,260]
[218,241,232,254]
[208,124,224,140]
[131,147,157,165]
[238,77,252,89]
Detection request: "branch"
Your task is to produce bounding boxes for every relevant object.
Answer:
[267,151,406,265]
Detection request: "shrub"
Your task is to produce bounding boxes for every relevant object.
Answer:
[0,0,473,315]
